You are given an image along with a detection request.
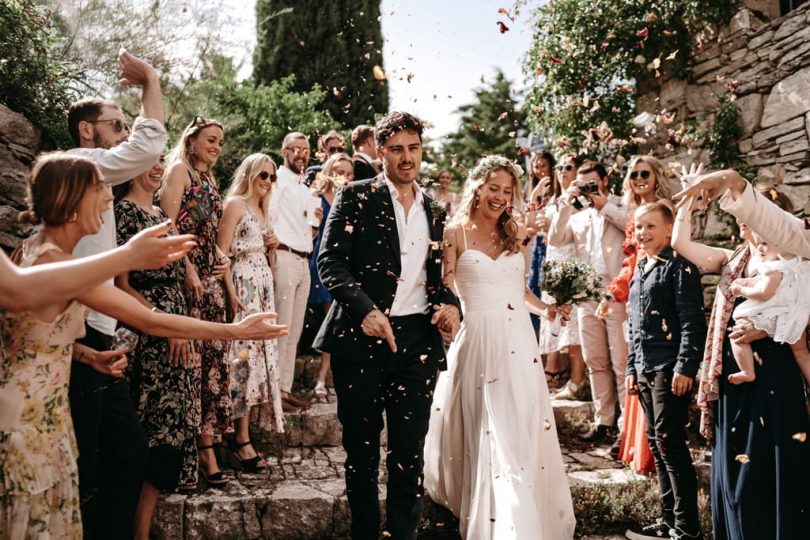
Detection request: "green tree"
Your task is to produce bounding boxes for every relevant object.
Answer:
[434,71,526,183]
[524,0,739,155]
[0,0,78,148]
[253,0,388,128]
[177,55,338,183]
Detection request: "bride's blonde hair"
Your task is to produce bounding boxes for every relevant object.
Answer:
[451,155,525,254]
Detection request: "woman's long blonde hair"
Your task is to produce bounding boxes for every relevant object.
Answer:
[160,115,225,195]
[311,152,353,196]
[621,155,671,206]
[451,155,525,254]
[225,153,277,215]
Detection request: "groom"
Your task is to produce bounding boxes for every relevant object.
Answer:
[314,111,460,539]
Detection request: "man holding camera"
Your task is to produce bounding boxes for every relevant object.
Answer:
[549,161,630,446]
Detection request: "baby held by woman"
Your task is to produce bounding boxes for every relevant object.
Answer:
[729,234,810,385]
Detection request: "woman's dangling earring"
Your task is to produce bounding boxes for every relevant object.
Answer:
[188,144,196,157]
[473,191,480,208]
[69,212,78,222]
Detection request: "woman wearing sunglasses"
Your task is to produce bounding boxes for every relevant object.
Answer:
[159,115,233,487]
[216,153,285,472]
[539,153,589,402]
[597,154,672,470]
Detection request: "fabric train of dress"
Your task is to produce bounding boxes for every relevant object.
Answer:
[424,242,576,539]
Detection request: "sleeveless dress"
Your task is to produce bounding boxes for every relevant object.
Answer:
[114,200,200,488]
[424,229,576,540]
[170,168,233,436]
[539,202,580,353]
[227,207,284,432]
[0,241,87,539]
[732,257,810,344]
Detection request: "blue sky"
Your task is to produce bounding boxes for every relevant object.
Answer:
[223,0,537,139]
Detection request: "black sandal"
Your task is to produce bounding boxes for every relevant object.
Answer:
[197,444,229,487]
[227,439,267,473]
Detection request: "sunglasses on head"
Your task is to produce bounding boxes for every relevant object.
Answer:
[190,114,210,127]
[258,170,277,182]
[629,170,652,181]
[90,119,130,133]
[556,164,575,171]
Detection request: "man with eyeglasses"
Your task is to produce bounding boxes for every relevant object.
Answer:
[269,132,324,411]
[305,130,347,185]
[65,49,166,540]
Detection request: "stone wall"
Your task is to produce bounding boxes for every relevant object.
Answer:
[0,105,39,253]
[637,1,810,235]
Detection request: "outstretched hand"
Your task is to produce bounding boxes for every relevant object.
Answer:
[126,220,196,269]
[234,312,288,340]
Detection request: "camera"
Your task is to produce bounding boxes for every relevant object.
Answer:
[571,180,599,209]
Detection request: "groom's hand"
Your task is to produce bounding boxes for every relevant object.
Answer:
[432,304,460,341]
[361,309,397,352]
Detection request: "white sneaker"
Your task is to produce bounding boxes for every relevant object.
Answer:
[553,380,580,401]
[313,381,328,402]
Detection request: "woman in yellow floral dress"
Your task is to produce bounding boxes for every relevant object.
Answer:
[0,153,288,539]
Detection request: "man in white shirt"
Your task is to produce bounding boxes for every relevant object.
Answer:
[268,132,323,410]
[65,50,166,540]
[314,112,460,539]
[549,161,631,445]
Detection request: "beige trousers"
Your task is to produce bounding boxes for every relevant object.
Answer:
[577,299,628,427]
[273,249,311,393]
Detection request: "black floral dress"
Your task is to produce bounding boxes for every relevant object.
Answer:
[114,200,199,488]
[170,169,233,436]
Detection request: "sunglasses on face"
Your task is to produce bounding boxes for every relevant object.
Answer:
[327,146,345,154]
[90,119,130,133]
[556,164,575,172]
[258,171,277,182]
[285,146,310,155]
[629,170,652,181]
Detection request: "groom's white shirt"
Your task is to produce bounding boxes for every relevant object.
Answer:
[385,177,429,316]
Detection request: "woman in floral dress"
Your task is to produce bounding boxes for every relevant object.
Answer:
[1,153,288,539]
[217,153,284,470]
[113,156,199,537]
[159,115,233,486]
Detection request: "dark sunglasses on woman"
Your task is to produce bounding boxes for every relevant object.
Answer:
[258,171,277,182]
[629,170,652,180]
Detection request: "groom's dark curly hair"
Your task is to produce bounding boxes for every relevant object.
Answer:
[374,111,424,147]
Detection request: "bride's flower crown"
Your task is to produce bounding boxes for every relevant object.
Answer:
[467,155,524,184]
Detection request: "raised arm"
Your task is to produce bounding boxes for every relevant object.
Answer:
[672,200,730,274]
[548,203,575,247]
[0,222,194,312]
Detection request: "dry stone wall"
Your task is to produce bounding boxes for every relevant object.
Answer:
[638,1,810,228]
[0,104,38,253]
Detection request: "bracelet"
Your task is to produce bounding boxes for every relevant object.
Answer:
[522,237,531,246]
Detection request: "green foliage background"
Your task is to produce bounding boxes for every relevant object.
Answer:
[253,0,388,129]
[524,0,740,156]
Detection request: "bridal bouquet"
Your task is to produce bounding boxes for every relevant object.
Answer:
[541,258,605,334]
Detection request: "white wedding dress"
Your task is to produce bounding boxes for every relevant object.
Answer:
[424,230,577,539]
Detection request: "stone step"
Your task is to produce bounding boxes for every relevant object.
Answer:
[251,395,594,457]
[153,438,653,539]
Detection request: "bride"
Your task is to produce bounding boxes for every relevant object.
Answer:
[424,155,576,539]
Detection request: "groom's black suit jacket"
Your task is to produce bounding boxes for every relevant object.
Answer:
[313,174,459,366]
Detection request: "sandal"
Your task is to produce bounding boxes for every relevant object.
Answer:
[226,439,267,473]
[313,381,328,402]
[197,444,228,488]
[544,369,567,389]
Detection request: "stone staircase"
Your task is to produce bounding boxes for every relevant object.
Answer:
[151,356,682,539]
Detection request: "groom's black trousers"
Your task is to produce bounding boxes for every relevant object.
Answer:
[331,314,440,540]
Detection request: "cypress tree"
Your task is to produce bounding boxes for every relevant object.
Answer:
[253,0,388,129]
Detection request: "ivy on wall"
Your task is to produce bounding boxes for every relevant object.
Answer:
[523,0,740,160]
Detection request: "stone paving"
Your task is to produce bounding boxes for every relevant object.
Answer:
[151,389,659,539]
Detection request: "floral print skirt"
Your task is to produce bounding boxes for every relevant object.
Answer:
[0,470,81,540]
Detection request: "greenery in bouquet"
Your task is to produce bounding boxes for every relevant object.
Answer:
[541,258,605,306]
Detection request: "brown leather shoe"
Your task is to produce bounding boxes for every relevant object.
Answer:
[284,392,310,409]
[281,398,302,413]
